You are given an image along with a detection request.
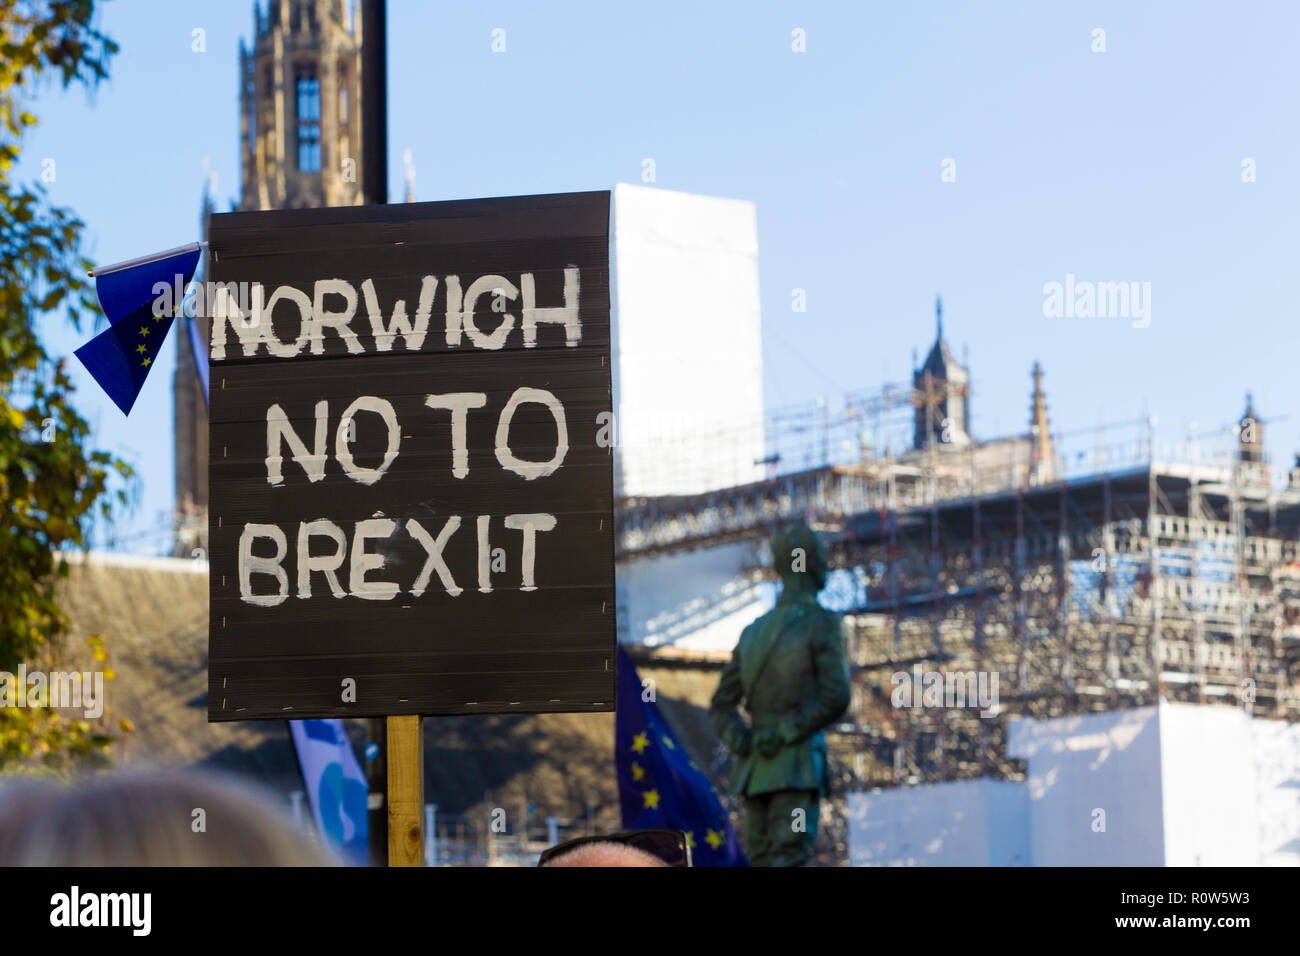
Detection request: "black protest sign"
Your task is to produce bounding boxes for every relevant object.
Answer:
[205,192,614,721]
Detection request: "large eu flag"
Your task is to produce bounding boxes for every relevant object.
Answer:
[615,645,747,866]
[74,243,201,415]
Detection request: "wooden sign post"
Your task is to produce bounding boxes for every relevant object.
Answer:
[204,192,616,865]
[387,715,423,866]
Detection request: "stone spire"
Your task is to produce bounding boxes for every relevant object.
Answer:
[1239,392,1263,464]
[1029,361,1053,482]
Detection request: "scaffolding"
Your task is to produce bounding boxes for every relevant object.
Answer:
[616,384,1300,792]
[831,455,1300,790]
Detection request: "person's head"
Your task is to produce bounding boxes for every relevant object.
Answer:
[0,768,334,866]
[538,828,689,867]
[540,840,670,867]
[771,522,828,595]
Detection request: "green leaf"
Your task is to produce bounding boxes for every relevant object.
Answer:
[37,286,66,310]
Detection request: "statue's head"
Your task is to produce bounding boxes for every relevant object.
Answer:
[771,523,828,596]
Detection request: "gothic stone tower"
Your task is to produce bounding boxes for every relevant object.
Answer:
[172,0,365,553]
[239,0,365,211]
[913,296,972,450]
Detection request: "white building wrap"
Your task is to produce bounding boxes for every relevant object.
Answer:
[609,183,764,499]
[847,702,1300,866]
[611,184,769,653]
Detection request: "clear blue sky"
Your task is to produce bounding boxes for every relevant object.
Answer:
[18,0,1300,553]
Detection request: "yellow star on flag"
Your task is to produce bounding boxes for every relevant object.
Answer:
[136,344,147,354]
[138,326,149,336]
[642,789,660,810]
[141,357,152,367]
[631,732,649,753]
[661,735,675,749]
[684,831,696,848]
[705,829,724,849]
[631,762,645,781]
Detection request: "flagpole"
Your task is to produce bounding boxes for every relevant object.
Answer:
[89,241,207,278]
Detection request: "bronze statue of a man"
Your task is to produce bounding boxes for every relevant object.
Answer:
[709,523,850,866]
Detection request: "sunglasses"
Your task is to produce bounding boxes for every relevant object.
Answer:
[537,828,693,867]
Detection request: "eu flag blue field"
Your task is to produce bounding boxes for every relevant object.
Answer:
[615,645,747,866]
[74,244,200,415]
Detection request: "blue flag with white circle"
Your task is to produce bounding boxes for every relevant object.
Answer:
[288,719,370,865]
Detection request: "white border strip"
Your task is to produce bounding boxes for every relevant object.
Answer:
[55,550,208,575]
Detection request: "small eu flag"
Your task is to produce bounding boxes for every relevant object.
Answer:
[74,242,202,415]
[615,645,748,866]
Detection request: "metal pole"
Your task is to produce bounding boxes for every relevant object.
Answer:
[360,0,389,866]
[425,803,438,867]
[361,0,388,206]
[289,790,306,829]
